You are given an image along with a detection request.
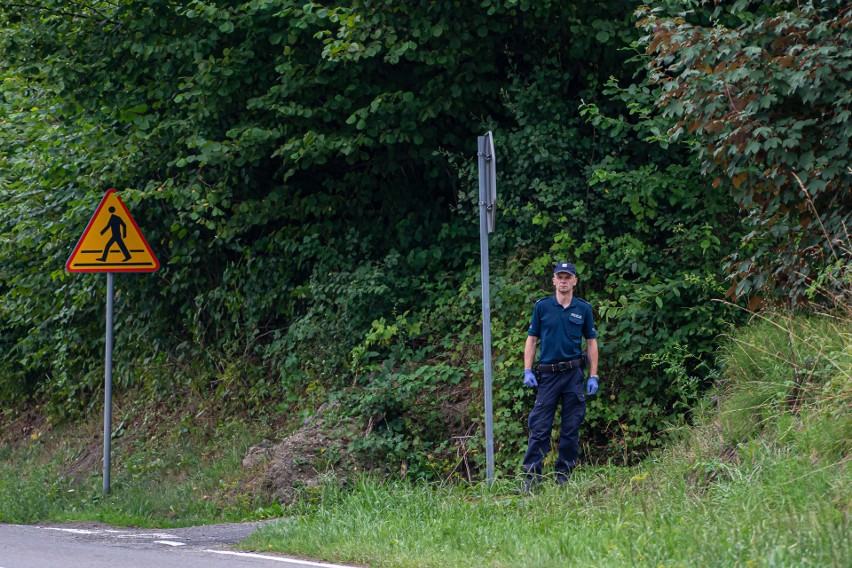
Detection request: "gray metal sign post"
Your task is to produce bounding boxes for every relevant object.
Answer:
[103,273,114,494]
[66,189,160,495]
[477,132,496,482]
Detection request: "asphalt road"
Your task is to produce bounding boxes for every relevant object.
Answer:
[0,522,362,568]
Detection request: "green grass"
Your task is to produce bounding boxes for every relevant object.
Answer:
[242,454,848,567]
[0,410,274,527]
[243,311,850,567]
[2,311,849,567]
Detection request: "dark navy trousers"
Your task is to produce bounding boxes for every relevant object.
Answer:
[522,367,587,477]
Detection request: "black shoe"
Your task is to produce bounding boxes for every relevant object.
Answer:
[556,461,576,486]
[555,468,574,487]
[516,475,542,494]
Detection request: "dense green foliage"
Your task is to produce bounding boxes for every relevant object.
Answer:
[638,0,852,304]
[1,0,847,479]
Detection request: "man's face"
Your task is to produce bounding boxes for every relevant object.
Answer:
[552,271,576,292]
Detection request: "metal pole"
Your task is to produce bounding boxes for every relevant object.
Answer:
[478,136,495,483]
[104,272,114,494]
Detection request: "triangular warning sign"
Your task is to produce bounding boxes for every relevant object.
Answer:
[66,189,160,273]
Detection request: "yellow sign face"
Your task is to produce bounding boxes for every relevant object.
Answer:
[66,189,160,273]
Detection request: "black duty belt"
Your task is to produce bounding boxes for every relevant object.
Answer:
[535,358,585,373]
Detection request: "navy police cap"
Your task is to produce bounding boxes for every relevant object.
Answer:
[554,262,577,275]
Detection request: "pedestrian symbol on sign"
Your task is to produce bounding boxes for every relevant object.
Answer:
[97,206,132,263]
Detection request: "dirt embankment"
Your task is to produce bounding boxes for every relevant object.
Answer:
[244,403,361,505]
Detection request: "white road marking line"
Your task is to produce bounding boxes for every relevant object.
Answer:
[154,540,186,547]
[117,532,173,539]
[204,550,361,567]
[42,528,97,535]
[41,527,175,540]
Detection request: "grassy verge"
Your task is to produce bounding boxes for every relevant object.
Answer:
[243,311,850,567]
[1,310,848,567]
[0,404,279,527]
[243,454,847,567]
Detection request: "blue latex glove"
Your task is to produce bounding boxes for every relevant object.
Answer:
[523,369,538,387]
[586,375,599,395]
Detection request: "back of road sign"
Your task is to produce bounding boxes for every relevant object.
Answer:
[66,189,160,273]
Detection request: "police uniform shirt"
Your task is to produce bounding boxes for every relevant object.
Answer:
[528,296,597,364]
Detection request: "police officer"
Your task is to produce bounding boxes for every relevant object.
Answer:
[521,262,599,488]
